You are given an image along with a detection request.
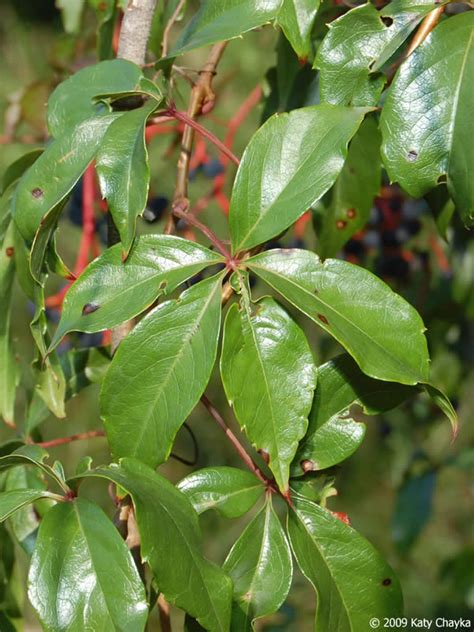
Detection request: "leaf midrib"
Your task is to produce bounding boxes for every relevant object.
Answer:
[249,260,423,382]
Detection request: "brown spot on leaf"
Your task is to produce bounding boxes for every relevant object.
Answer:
[347,208,356,219]
[5,247,14,257]
[31,188,43,198]
[382,578,392,586]
[301,459,316,473]
[336,220,347,230]
[317,313,329,325]
[407,150,418,162]
[82,303,100,316]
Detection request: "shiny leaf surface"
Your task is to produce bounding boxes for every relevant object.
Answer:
[223,498,292,630]
[171,0,282,56]
[47,59,143,136]
[277,0,320,59]
[247,249,430,384]
[96,99,158,255]
[51,235,223,349]
[381,12,474,226]
[288,497,403,629]
[221,297,317,492]
[102,274,224,467]
[13,114,119,243]
[178,467,264,518]
[229,104,370,252]
[73,459,233,631]
[293,354,416,473]
[315,0,440,106]
[28,497,148,632]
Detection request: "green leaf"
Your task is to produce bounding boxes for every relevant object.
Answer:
[0,446,68,494]
[381,12,474,226]
[47,59,143,136]
[4,466,49,555]
[178,467,264,518]
[315,0,441,106]
[247,249,430,384]
[102,274,224,467]
[72,459,233,631]
[287,497,403,629]
[223,497,292,630]
[28,497,148,632]
[0,489,58,522]
[229,104,370,252]
[0,222,19,427]
[221,296,317,492]
[424,383,458,439]
[50,235,223,349]
[1,149,43,195]
[96,99,159,256]
[313,116,382,259]
[88,0,117,59]
[293,354,416,474]
[277,0,321,60]
[170,0,283,57]
[56,0,85,33]
[13,114,119,244]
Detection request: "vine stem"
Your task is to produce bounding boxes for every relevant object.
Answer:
[166,41,228,234]
[171,200,233,261]
[404,5,445,58]
[200,394,273,488]
[36,430,106,448]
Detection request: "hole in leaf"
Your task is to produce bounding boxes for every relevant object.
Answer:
[382,578,392,586]
[381,16,393,27]
[31,188,43,198]
[407,150,418,162]
[317,313,329,325]
[437,174,447,184]
[159,280,168,291]
[82,303,100,316]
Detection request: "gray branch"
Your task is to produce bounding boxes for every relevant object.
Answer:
[117,0,158,66]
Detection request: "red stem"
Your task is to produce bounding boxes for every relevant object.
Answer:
[200,394,271,487]
[172,204,232,261]
[165,108,240,166]
[37,430,106,448]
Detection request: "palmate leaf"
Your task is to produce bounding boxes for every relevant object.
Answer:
[72,460,233,631]
[178,467,264,518]
[102,274,224,467]
[229,104,370,252]
[315,0,444,106]
[292,354,416,474]
[220,296,317,492]
[381,11,474,226]
[247,249,430,384]
[287,497,403,629]
[96,99,158,256]
[50,235,223,350]
[28,497,148,632]
[223,497,292,631]
[313,116,382,259]
[170,0,283,57]
[277,0,321,60]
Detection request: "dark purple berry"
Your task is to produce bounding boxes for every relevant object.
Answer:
[202,158,225,178]
[143,196,169,223]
